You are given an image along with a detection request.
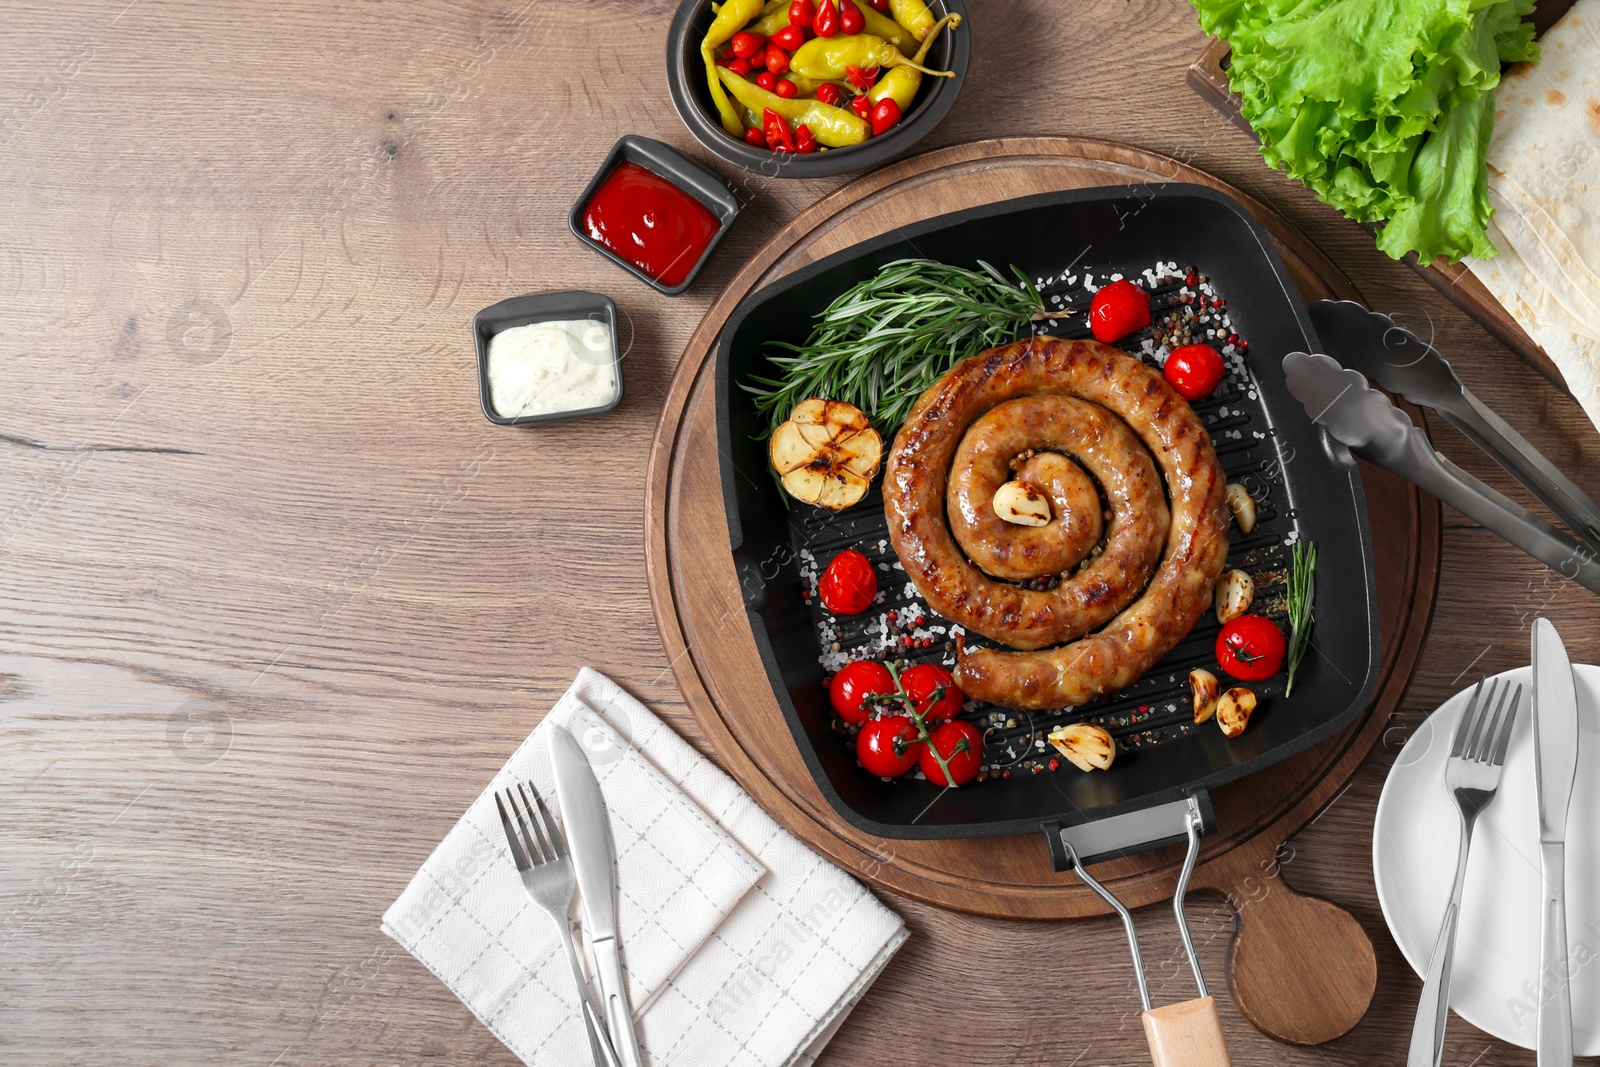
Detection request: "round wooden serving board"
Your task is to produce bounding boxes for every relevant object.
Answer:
[645,137,1442,1045]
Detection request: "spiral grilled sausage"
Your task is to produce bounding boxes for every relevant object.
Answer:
[883,336,1230,710]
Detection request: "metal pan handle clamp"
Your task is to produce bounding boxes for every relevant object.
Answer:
[1053,795,1232,1067]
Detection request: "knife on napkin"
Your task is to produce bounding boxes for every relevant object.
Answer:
[551,725,646,1067]
[1533,618,1579,1067]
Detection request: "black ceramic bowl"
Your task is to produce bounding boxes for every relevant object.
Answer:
[666,0,969,178]
[473,291,623,426]
[570,136,741,296]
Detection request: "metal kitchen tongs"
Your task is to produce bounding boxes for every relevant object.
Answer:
[1046,793,1231,1066]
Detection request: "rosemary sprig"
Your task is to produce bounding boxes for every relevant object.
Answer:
[740,258,1045,437]
[1285,539,1317,696]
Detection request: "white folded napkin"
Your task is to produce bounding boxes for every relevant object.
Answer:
[382,668,908,1067]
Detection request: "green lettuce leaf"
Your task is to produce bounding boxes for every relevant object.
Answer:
[1194,0,1539,263]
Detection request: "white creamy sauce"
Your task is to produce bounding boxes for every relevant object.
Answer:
[487,319,616,418]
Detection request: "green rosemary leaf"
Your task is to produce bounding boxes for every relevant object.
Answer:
[1284,539,1317,696]
[743,258,1044,436]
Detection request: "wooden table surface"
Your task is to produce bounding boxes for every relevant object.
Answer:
[4,1,1598,1064]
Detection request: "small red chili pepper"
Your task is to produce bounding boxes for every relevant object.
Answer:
[774,78,798,98]
[727,56,751,75]
[795,123,819,153]
[769,24,806,50]
[844,64,878,91]
[868,0,889,10]
[839,0,865,33]
[755,70,778,91]
[868,96,901,135]
[815,82,842,107]
[746,47,767,71]
[743,126,767,147]
[730,32,765,59]
[813,0,839,37]
[764,44,790,75]
[850,93,872,120]
[763,107,797,153]
[788,0,815,25]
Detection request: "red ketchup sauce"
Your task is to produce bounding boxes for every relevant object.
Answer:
[581,162,719,288]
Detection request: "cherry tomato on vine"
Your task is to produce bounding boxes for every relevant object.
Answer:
[818,549,877,614]
[857,715,923,777]
[1216,614,1287,681]
[920,720,982,786]
[1088,279,1152,343]
[829,661,894,725]
[899,663,963,721]
[1164,343,1225,401]
[730,31,765,59]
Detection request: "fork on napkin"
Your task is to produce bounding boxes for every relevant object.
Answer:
[382,668,909,1067]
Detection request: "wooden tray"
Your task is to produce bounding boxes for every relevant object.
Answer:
[645,137,1441,1045]
[1186,1,1577,393]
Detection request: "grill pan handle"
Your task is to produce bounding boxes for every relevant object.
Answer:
[1142,998,1230,1066]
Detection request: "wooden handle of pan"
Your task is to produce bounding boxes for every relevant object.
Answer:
[1142,997,1230,1067]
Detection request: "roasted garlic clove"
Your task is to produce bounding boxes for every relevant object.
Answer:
[1225,483,1257,534]
[768,398,883,511]
[1217,687,1257,738]
[1190,668,1221,724]
[1047,722,1116,772]
[992,480,1052,527]
[1214,569,1255,623]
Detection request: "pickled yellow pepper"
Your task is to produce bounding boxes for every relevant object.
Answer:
[703,0,766,138]
[841,0,918,56]
[790,32,950,82]
[889,0,936,40]
[716,67,869,146]
[868,14,958,109]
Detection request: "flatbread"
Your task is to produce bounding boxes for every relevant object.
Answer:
[1464,0,1600,429]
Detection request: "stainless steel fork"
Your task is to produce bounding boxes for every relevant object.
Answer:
[496,781,622,1067]
[1407,677,1523,1067]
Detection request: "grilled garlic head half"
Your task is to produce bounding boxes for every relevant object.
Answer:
[768,398,883,511]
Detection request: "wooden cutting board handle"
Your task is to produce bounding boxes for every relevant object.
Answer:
[1195,834,1377,1044]
[1144,997,1231,1066]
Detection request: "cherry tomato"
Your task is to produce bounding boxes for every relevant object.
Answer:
[813,0,840,37]
[788,0,815,26]
[1216,614,1287,681]
[1164,343,1225,401]
[858,716,923,777]
[1088,279,1152,343]
[730,31,765,59]
[755,70,778,91]
[818,549,877,615]
[839,0,865,33]
[774,78,798,98]
[899,663,963,722]
[764,44,791,75]
[868,97,901,136]
[920,721,982,786]
[769,24,807,50]
[829,660,894,724]
[743,126,767,147]
[814,82,842,107]
[850,94,872,120]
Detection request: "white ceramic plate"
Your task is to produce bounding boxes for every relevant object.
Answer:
[1374,664,1600,1052]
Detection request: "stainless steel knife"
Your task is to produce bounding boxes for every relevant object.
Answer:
[550,725,645,1067]
[1533,618,1580,1067]
[1281,351,1600,595]
[1309,299,1600,553]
